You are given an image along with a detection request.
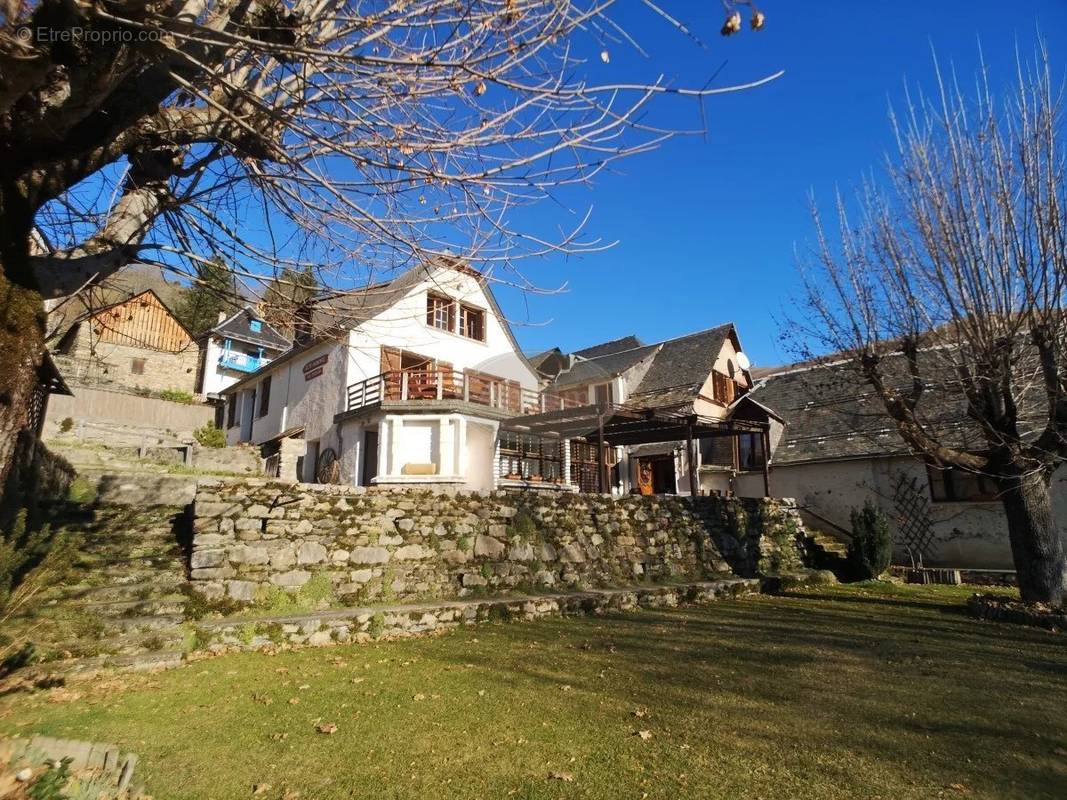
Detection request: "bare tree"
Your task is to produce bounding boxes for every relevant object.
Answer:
[795,47,1066,604]
[0,0,778,485]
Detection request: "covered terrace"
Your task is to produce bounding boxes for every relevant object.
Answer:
[502,402,773,496]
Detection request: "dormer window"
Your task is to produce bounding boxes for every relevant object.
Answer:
[249,318,263,333]
[427,293,454,332]
[459,304,485,341]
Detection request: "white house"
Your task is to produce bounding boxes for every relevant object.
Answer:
[199,307,289,397]
[220,261,548,490]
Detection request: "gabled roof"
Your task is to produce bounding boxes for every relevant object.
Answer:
[551,342,661,389]
[625,324,738,410]
[573,335,643,360]
[46,265,187,343]
[221,259,534,393]
[210,307,289,351]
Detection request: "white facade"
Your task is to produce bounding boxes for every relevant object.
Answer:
[222,265,540,490]
[200,310,287,397]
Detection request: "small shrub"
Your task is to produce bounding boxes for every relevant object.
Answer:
[368,612,386,639]
[159,388,196,404]
[193,422,226,448]
[58,417,74,433]
[507,508,538,539]
[849,501,893,580]
[66,475,97,505]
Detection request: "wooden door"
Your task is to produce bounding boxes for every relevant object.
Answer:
[637,459,654,496]
[381,347,403,399]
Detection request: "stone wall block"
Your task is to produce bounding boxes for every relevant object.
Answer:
[350,546,391,565]
[297,541,328,564]
[272,570,312,587]
[474,534,506,559]
[191,549,226,569]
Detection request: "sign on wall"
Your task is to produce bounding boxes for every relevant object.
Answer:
[303,354,328,381]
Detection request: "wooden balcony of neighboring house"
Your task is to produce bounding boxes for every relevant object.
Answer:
[344,369,583,417]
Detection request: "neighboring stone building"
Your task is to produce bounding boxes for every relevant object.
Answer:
[738,357,1067,570]
[532,326,775,496]
[48,287,200,395]
[198,307,289,398]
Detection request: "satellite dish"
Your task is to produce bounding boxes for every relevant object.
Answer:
[736,352,752,371]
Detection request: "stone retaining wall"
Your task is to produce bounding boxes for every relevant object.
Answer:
[198,579,760,652]
[191,479,810,605]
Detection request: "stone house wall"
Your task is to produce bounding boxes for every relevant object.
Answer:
[54,332,200,395]
[190,479,811,604]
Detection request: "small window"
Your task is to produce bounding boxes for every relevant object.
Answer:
[227,393,238,428]
[131,358,146,375]
[737,432,766,471]
[459,304,485,341]
[594,383,613,408]
[249,319,263,333]
[712,372,736,404]
[927,464,999,502]
[258,375,272,417]
[426,294,454,332]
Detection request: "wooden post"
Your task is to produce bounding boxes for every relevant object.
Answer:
[761,424,771,497]
[686,419,699,497]
[597,413,608,494]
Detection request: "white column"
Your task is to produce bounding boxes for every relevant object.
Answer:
[388,416,403,477]
[439,416,456,477]
[455,416,468,477]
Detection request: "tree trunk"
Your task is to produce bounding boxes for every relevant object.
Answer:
[0,276,44,489]
[999,466,1066,605]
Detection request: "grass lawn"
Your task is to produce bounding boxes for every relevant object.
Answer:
[2,583,1065,799]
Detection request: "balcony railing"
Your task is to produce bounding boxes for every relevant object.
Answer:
[219,351,266,373]
[346,369,583,415]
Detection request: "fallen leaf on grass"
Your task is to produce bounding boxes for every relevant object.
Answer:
[548,771,574,782]
[635,730,653,741]
[288,698,300,705]
[270,732,289,741]
[316,722,338,734]
[946,784,971,794]
[252,783,272,795]
[413,693,426,701]
[632,708,648,718]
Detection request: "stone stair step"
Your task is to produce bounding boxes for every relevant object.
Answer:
[105,613,187,633]
[70,596,189,618]
[47,579,186,604]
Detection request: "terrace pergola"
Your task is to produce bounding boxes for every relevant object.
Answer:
[502,402,772,496]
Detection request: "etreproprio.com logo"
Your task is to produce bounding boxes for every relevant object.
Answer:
[16,26,163,44]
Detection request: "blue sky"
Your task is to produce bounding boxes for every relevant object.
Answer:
[496,1,1067,369]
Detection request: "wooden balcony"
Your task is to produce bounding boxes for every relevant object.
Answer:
[346,369,583,415]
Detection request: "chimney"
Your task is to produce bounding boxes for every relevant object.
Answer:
[293,302,313,345]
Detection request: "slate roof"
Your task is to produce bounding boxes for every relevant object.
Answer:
[210,307,289,351]
[626,324,736,410]
[749,353,990,466]
[551,343,660,389]
[573,335,643,360]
